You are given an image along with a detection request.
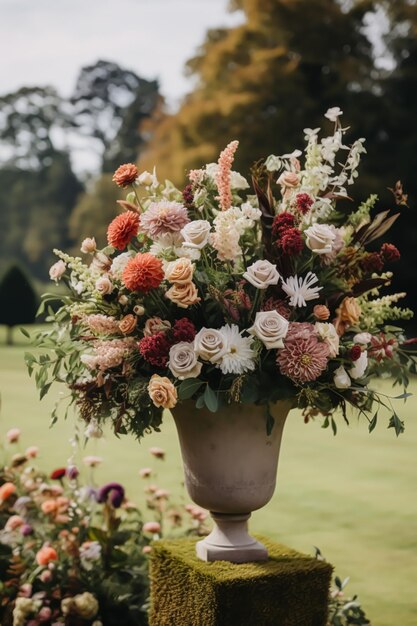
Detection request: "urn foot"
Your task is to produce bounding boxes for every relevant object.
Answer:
[196,512,268,563]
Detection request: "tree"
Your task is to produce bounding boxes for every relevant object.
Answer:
[139,0,381,187]
[70,60,161,172]
[68,174,122,249]
[0,266,38,345]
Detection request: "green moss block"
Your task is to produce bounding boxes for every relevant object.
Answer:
[149,537,332,626]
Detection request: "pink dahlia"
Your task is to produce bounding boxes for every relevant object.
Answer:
[140,201,189,238]
[277,323,329,383]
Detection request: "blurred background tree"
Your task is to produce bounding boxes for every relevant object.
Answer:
[0,266,38,345]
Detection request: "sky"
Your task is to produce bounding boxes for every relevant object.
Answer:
[0,0,244,107]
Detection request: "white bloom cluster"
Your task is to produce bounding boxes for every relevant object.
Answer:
[211,205,261,261]
[194,324,256,375]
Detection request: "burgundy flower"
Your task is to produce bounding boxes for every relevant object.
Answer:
[172,318,197,343]
[182,184,194,207]
[262,297,291,319]
[369,333,398,361]
[138,332,171,367]
[97,482,125,508]
[360,252,384,273]
[380,243,400,263]
[349,345,362,361]
[295,193,314,215]
[272,211,295,238]
[50,468,66,480]
[277,227,304,256]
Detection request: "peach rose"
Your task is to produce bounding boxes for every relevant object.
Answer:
[313,305,330,321]
[165,258,195,284]
[5,515,24,531]
[36,545,58,566]
[119,314,137,335]
[80,237,97,254]
[334,297,361,335]
[148,375,178,409]
[41,499,58,515]
[144,317,171,336]
[95,275,114,295]
[277,171,300,189]
[0,482,16,501]
[165,282,200,309]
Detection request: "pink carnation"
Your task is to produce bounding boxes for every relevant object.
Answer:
[140,201,189,238]
[277,323,329,383]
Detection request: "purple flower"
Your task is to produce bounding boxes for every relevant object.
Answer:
[96,482,125,508]
[66,465,79,480]
[21,524,34,536]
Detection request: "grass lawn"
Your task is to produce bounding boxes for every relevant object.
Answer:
[1,325,417,625]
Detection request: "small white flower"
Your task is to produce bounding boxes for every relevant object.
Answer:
[168,342,202,380]
[248,311,289,350]
[350,351,368,380]
[138,170,154,186]
[353,332,372,345]
[205,163,249,189]
[217,324,256,375]
[243,260,280,290]
[110,252,134,278]
[84,420,103,439]
[325,107,343,122]
[315,322,340,358]
[281,272,322,307]
[333,365,351,389]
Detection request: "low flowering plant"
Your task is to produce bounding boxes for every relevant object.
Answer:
[28,109,416,438]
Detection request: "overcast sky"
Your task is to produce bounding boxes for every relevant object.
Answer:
[0,0,244,106]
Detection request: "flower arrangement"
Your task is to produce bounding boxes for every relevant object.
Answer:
[28,108,416,438]
[0,428,208,626]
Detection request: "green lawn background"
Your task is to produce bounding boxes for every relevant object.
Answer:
[0,326,416,626]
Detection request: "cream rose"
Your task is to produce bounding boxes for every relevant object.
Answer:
[181,220,211,249]
[194,328,227,362]
[243,260,280,290]
[350,350,368,380]
[80,237,97,254]
[353,332,372,345]
[305,224,337,255]
[95,275,113,295]
[248,311,289,349]
[277,171,300,188]
[315,322,340,358]
[333,365,351,389]
[165,258,195,284]
[91,252,111,273]
[49,260,66,282]
[148,375,178,409]
[168,342,202,380]
[165,282,200,308]
[144,317,171,336]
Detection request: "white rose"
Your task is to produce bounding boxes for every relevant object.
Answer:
[248,311,289,349]
[168,342,202,380]
[95,275,113,295]
[49,260,66,282]
[315,322,340,358]
[138,171,154,186]
[243,260,280,290]
[350,351,368,380]
[181,220,211,249]
[194,328,227,362]
[305,224,337,255]
[333,365,351,389]
[353,332,372,345]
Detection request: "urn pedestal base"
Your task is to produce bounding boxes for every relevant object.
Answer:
[196,512,268,563]
[149,537,333,626]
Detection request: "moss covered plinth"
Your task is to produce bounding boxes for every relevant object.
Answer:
[149,537,332,626]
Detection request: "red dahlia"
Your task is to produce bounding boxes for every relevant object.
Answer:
[272,211,295,238]
[278,227,304,256]
[172,318,197,343]
[138,332,171,367]
[107,211,140,250]
[122,253,164,292]
[295,193,314,215]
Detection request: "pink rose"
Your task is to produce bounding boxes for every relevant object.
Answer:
[49,260,66,282]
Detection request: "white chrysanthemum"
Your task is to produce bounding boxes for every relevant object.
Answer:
[282,272,322,307]
[217,324,256,375]
[110,252,134,278]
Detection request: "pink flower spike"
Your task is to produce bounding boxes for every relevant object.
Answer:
[216,140,239,211]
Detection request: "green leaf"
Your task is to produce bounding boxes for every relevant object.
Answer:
[178,378,204,400]
[204,385,219,412]
[331,417,337,436]
[195,394,205,409]
[368,412,378,433]
[388,412,405,437]
[322,415,330,429]
[393,392,412,400]
[265,405,275,436]
[40,382,53,400]
[20,327,30,338]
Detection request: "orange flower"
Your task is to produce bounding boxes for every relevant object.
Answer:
[122,253,164,292]
[112,163,138,188]
[41,499,58,515]
[107,211,140,250]
[0,482,16,501]
[313,305,330,321]
[334,297,361,335]
[36,545,58,566]
[119,314,137,335]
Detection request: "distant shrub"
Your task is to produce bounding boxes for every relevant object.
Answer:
[0,265,38,344]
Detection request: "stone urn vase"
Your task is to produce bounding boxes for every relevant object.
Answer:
[171,400,293,563]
